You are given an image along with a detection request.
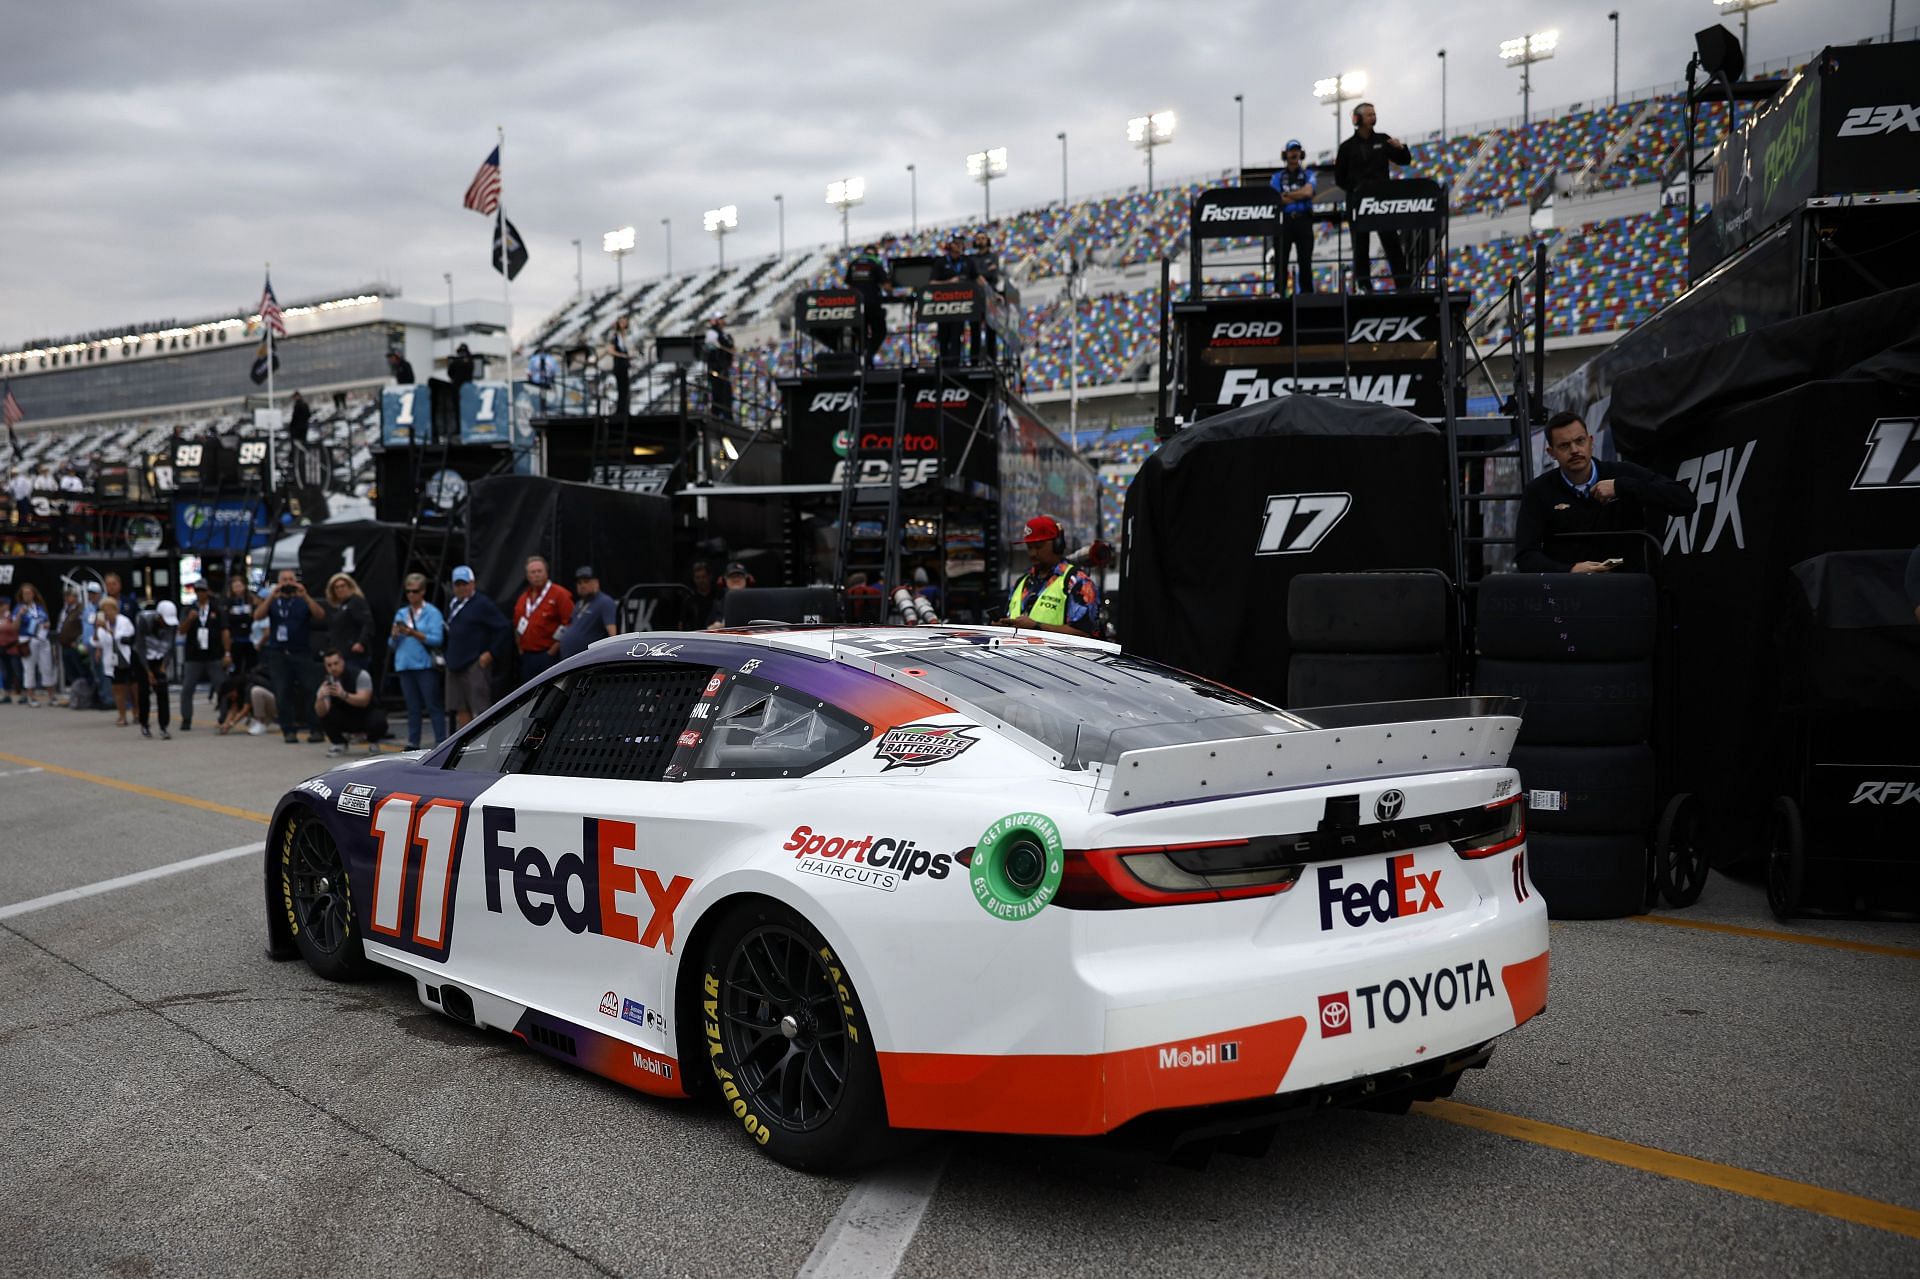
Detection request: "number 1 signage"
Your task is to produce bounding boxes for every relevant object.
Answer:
[381,384,432,447]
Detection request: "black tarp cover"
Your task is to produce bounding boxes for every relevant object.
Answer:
[298,521,404,665]
[1119,394,1448,707]
[467,475,672,611]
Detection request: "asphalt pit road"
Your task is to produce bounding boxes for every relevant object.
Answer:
[395,1010,494,1048]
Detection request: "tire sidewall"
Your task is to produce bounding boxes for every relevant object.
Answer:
[278,808,369,981]
[701,898,889,1171]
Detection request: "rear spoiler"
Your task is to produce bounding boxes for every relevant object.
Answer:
[1100,696,1524,814]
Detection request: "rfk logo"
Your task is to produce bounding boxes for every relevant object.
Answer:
[1661,442,1755,556]
[1318,992,1352,1037]
[1255,492,1352,555]
[1349,316,1424,342]
[1851,781,1920,805]
[1850,419,1920,490]
[1836,104,1920,137]
[809,391,856,413]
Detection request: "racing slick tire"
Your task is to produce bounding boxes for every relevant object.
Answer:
[1472,658,1653,746]
[1766,796,1805,922]
[1654,791,1710,908]
[701,898,894,1172]
[1287,651,1450,708]
[1476,573,1656,661]
[1287,573,1450,653]
[276,808,371,982]
[1511,743,1654,835]
[1525,831,1648,920]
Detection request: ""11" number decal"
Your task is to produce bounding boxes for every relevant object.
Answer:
[369,793,467,948]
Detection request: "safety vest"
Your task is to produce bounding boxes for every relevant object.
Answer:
[1008,565,1074,626]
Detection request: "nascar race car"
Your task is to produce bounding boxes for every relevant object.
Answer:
[265,626,1547,1169]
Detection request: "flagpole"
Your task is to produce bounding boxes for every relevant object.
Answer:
[497,125,514,442]
[264,260,278,528]
[264,260,276,416]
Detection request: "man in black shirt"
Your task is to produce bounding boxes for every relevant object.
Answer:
[1515,411,1698,573]
[448,343,476,388]
[931,235,975,364]
[1334,103,1413,292]
[224,574,259,672]
[604,317,633,422]
[704,315,736,423]
[176,577,225,731]
[387,351,416,384]
[287,390,311,445]
[845,245,891,367]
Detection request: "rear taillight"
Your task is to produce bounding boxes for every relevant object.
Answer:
[1451,795,1525,859]
[1056,840,1303,909]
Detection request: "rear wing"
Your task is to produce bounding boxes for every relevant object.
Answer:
[1099,696,1524,814]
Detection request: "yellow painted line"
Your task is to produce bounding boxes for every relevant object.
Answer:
[1629,913,1920,961]
[0,750,273,825]
[1418,1099,1920,1241]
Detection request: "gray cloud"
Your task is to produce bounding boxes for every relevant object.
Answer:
[0,0,1890,346]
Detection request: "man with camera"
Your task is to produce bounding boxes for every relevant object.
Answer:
[255,568,326,744]
[314,647,387,756]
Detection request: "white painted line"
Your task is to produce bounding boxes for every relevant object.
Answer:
[0,843,260,921]
[796,1153,948,1279]
[0,767,45,780]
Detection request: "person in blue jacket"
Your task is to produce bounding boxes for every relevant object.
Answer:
[443,565,511,730]
[390,572,447,749]
[1270,138,1317,295]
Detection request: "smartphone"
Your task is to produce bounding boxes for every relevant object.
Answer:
[1601,557,1626,568]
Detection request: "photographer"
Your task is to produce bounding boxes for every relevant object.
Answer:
[314,648,386,756]
[132,599,177,739]
[390,572,447,750]
[255,568,326,744]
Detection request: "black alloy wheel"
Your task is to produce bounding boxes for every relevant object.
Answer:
[281,811,368,980]
[1655,792,1711,908]
[719,924,852,1132]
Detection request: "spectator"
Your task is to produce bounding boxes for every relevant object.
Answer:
[707,562,751,631]
[256,567,326,744]
[704,314,735,422]
[513,555,573,682]
[287,390,311,445]
[970,230,1002,363]
[1270,139,1317,295]
[323,572,375,664]
[387,351,416,384]
[94,598,134,726]
[0,600,19,703]
[57,586,88,688]
[214,664,261,734]
[605,317,633,422]
[224,573,259,673]
[80,581,105,705]
[225,665,279,736]
[315,648,386,756]
[995,514,1103,639]
[931,234,976,363]
[176,576,225,732]
[1515,411,1698,573]
[133,599,177,739]
[559,565,619,660]
[101,571,131,616]
[845,244,891,367]
[680,560,721,631]
[390,572,447,750]
[447,343,476,389]
[14,582,52,707]
[1334,102,1413,292]
[444,565,509,729]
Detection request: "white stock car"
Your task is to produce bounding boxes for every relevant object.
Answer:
[265,626,1548,1170]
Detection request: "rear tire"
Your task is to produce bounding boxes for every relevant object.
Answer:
[1287,573,1449,652]
[701,898,893,1172]
[1476,573,1656,661]
[1510,743,1654,835]
[277,810,370,981]
[1286,651,1449,708]
[1472,658,1653,746]
[1655,792,1710,908]
[1766,797,1804,923]
[1525,831,1648,920]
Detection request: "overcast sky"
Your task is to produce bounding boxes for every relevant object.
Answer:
[0,0,1896,348]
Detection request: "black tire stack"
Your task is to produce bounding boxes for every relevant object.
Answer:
[1286,573,1453,707]
[1473,574,1657,920]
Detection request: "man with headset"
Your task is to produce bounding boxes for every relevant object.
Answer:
[996,514,1102,639]
[1333,102,1413,292]
[1269,138,1317,295]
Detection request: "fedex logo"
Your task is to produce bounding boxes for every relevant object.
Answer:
[482,808,693,952]
[1317,854,1443,930]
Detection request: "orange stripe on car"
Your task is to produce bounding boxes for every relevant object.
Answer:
[1501,952,1550,1026]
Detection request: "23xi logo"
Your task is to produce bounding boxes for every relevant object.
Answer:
[874,723,978,770]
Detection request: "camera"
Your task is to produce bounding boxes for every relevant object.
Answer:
[281,583,298,596]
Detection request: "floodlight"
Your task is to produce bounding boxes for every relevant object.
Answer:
[825,178,866,206]
[1126,111,1177,146]
[1313,71,1367,102]
[1499,31,1558,64]
[702,205,738,233]
[602,226,636,254]
[966,147,1009,180]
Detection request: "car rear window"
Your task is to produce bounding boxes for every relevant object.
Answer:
[867,644,1306,769]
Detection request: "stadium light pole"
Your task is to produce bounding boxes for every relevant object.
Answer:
[1437,50,1447,140]
[444,273,454,366]
[1126,111,1176,192]
[905,164,917,234]
[1234,93,1245,172]
[967,147,1008,221]
[1056,132,1068,207]
[703,205,737,269]
[1609,12,1620,107]
[571,239,583,299]
[1499,30,1557,128]
[660,218,672,275]
[773,194,784,259]
[602,225,635,294]
[1714,0,1776,58]
[827,177,865,247]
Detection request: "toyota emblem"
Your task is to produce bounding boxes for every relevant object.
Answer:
[1375,789,1405,821]
[1321,1001,1349,1030]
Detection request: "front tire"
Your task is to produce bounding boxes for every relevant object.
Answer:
[701,899,891,1171]
[278,809,370,981]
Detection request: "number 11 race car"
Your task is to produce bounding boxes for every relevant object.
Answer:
[265,626,1547,1169]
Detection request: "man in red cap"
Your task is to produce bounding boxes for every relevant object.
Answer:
[996,514,1101,638]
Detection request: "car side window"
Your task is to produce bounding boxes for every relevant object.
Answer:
[445,677,569,774]
[685,678,867,779]
[525,663,712,782]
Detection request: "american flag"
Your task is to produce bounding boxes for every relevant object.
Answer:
[258,274,286,338]
[2,381,22,428]
[463,146,501,216]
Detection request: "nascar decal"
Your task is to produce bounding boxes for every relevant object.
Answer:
[784,824,953,892]
[338,782,375,816]
[970,813,1063,922]
[873,723,978,770]
[1317,959,1496,1037]
[482,809,693,952]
